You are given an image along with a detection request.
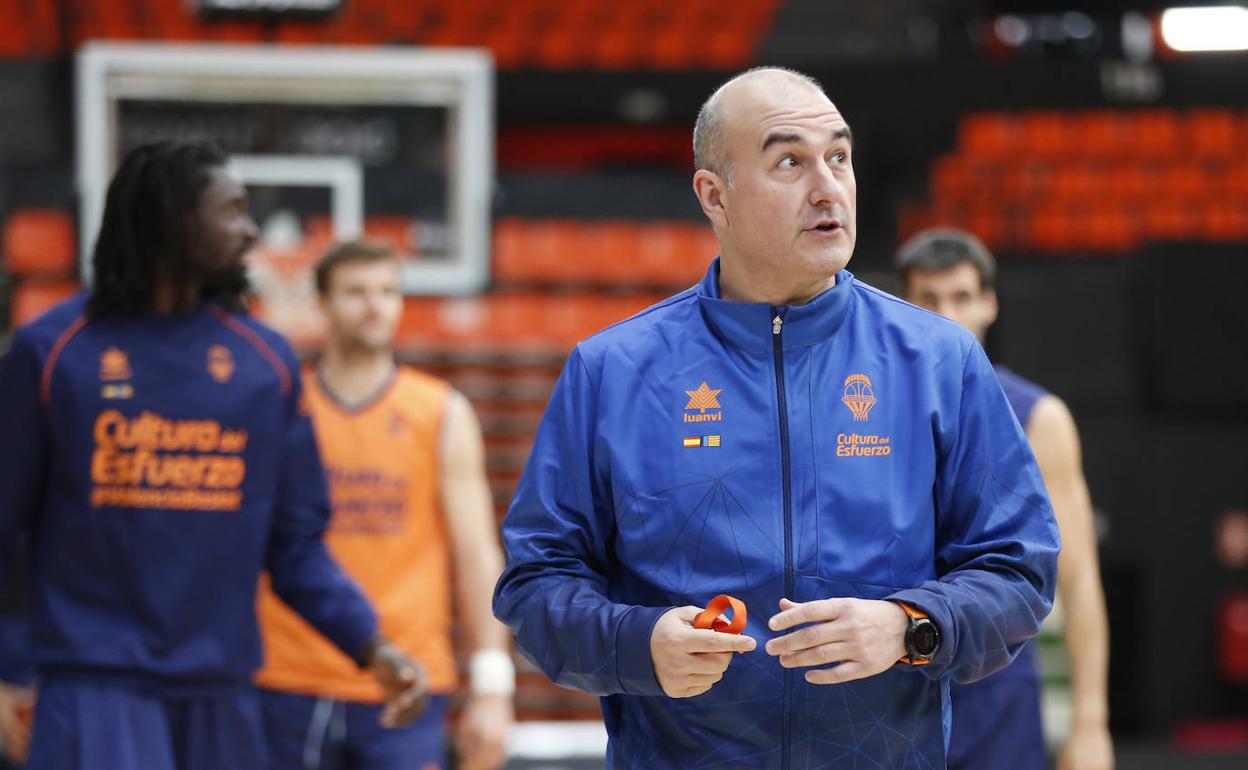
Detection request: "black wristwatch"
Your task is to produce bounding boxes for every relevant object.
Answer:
[897,602,941,665]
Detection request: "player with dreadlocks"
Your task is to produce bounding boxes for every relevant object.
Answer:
[0,141,428,770]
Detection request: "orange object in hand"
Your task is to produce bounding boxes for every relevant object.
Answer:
[693,594,747,635]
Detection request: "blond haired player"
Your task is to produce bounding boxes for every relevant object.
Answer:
[256,241,512,770]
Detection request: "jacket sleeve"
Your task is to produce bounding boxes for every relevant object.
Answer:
[889,342,1060,683]
[0,332,45,583]
[264,363,378,664]
[493,348,669,696]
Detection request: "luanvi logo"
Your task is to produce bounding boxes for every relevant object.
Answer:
[683,381,723,423]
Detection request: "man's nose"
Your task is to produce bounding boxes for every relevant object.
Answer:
[808,162,848,208]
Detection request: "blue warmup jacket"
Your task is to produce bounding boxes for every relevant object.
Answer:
[0,294,377,692]
[494,260,1060,769]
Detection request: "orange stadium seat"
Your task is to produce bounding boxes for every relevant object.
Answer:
[363,216,419,255]
[0,0,60,56]
[204,20,264,43]
[139,1,204,41]
[1162,164,1210,201]
[1200,206,1248,242]
[1021,112,1068,156]
[1077,112,1131,158]
[0,7,25,56]
[527,221,591,283]
[1189,109,1238,158]
[965,208,1009,250]
[10,280,80,327]
[491,219,532,284]
[273,20,328,44]
[588,221,645,285]
[958,113,1019,157]
[1087,206,1137,251]
[1143,203,1199,241]
[71,0,146,45]
[1106,164,1153,204]
[929,157,975,203]
[1025,207,1076,252]
[594,23,646,70]
[1227,162,1248,199]
[484,23,529,69]
[3,209,76,278]
[1128,110,1180,157]
[634,223,717,286]
[1052,166,1100,202]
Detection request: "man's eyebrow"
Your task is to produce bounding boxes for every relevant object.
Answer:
[761,126,854,153]
[760,131,803,153]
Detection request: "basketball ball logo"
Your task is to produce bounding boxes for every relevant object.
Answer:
[841,374,876,422]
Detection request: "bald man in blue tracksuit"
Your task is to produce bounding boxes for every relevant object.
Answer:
[493,68,1059,769]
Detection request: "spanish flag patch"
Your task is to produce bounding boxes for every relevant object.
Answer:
[683,435,721,448]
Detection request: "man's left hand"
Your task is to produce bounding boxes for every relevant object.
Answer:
[368,640,430,727]
[455,693,513,770]
[765,597,908,685]
[1058,723,1114,770]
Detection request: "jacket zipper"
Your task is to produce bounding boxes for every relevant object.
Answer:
[772,308,793,770]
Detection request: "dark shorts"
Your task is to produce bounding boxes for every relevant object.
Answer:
[947,669,1047,770]
[26,677,266,770]
[259,687,450,770]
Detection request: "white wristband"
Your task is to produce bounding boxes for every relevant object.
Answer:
[469,649,516,697]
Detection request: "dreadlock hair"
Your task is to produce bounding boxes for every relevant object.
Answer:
[88,141,243,317]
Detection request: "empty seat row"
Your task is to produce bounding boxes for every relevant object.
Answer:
[1,0,780,71]
[899,201,1248,252]
[958,109,1248,159]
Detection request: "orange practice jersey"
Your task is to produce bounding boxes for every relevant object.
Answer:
[255,366,456,702]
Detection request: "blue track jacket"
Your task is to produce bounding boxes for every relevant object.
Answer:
[0,295,377,692]
[494,260,1060,769]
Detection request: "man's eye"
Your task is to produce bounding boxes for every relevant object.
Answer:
[778,156,798,169]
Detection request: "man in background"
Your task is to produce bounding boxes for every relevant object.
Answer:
[0,141,426,770]
[897,227,1113,770]
[255,240,513,770]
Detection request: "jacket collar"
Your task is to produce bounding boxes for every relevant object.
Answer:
[695,257,855,351]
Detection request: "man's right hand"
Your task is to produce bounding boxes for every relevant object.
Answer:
[650,606,756,698]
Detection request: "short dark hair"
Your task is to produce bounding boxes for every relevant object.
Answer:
[314,239,399,295]
[894,228,997,290]
[89,141,235,317]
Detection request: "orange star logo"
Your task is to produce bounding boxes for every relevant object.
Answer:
[684,381,722,413]
[100,347,132,381]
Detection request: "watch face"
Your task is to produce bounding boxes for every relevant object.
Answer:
[913,620,939,657]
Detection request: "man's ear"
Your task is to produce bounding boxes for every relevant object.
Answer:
[984,287,1000,327]
[693,170,730,231]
